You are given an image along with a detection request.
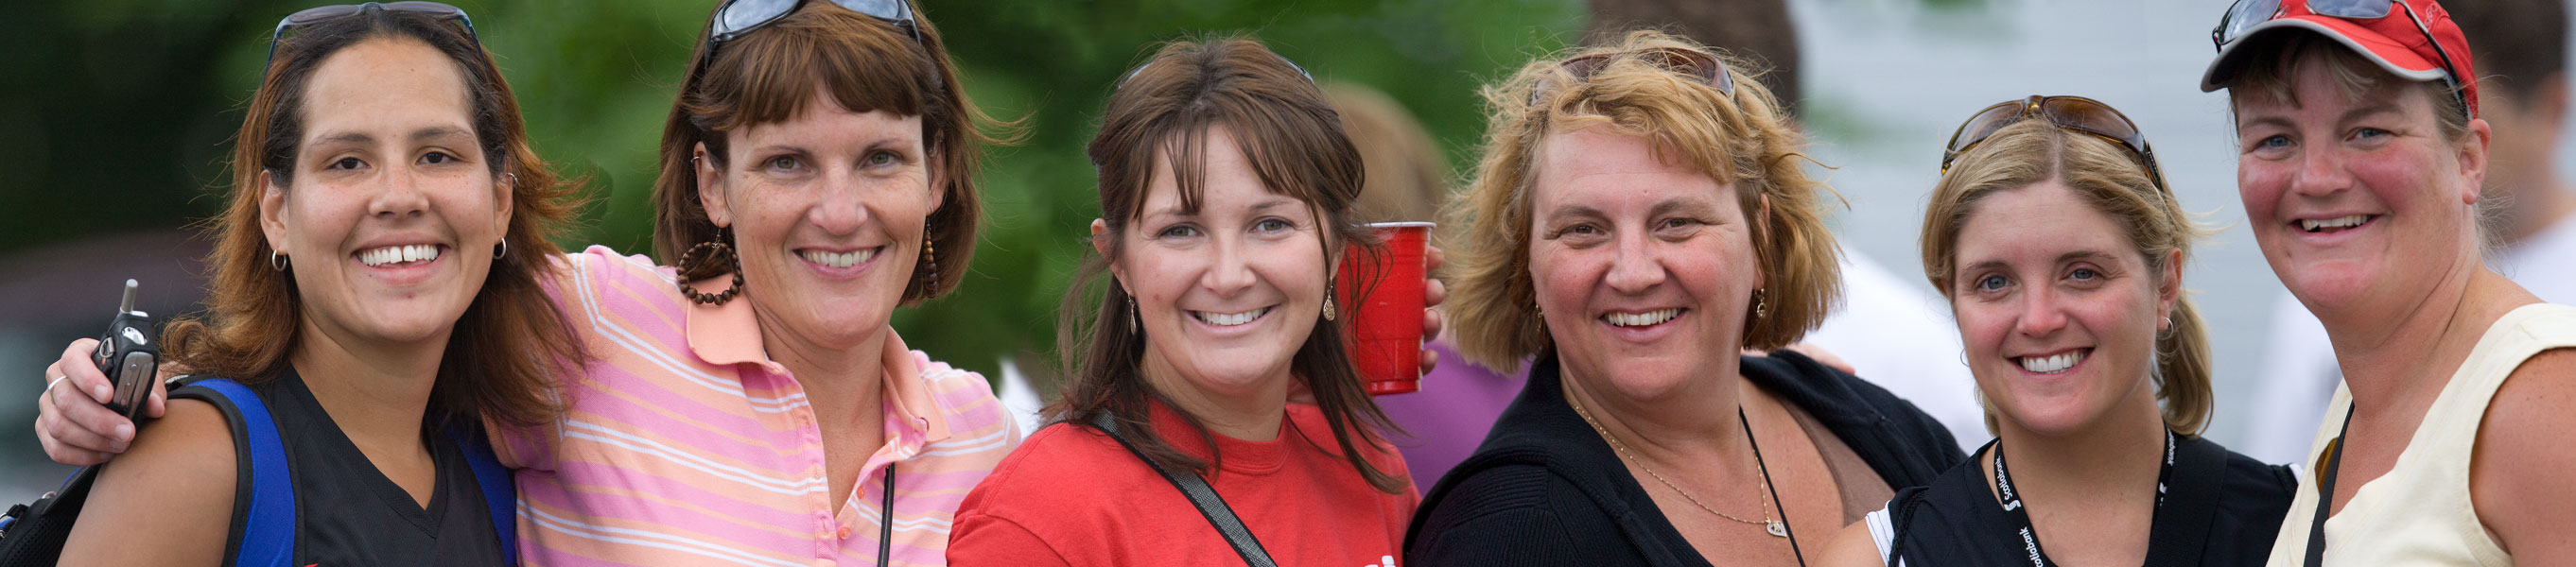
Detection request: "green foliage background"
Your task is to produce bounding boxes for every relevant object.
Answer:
[0,0,1589,379]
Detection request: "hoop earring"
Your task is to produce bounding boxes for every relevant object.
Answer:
[917,219,939,299]
[270,250,289,272]
[676,238,745,305]
[494,238,509,260]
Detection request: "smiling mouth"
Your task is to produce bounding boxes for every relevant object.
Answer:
[797,247,880,268]
[1602,308,1682,327]
[2016,350,2087,374]
[357,244,444,267]
[2297,215,2375,233]
[1192,307,1272,327]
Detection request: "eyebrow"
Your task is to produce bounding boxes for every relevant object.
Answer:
[311,126,476,149]
[2337,100,2406,125]
[410,126,475,145]
[1956,249,2123,282]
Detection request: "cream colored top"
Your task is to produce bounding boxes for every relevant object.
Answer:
[2265,302,2576,566]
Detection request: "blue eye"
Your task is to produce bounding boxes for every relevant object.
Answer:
[866,151,897,167]
[1976,274,2009,292]
[2257,135,2291,149]
[2069,267,2099,281]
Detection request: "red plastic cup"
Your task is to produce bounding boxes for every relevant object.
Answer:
[1336,221,1434,396]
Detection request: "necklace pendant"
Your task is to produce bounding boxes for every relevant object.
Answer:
[1765,520,1787,538]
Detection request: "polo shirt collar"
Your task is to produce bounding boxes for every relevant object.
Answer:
[681,273,953,445]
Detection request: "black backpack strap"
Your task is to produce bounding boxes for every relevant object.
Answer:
[2141,435,2228,567]
[1881,488,1928,567]
[1085,411,1277,567]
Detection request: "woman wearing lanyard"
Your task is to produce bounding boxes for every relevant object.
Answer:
[946,37,1420,565]
[1814,96,2297,567]
[2201,0,2576,564]
[42,1,1021,564]
[1405,29,1963,566]
[57,3,580,563]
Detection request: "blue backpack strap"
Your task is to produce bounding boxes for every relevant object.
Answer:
[178,378,295,567]
[444,424,517,563]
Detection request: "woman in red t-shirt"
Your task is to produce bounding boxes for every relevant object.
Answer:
[946,36,1421,566]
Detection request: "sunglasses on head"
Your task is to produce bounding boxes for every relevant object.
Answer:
[687,0,932,98]
[268,2,480,68]
[1117,50,1314,89]
[2211,0,2467,113]
[1527,46,1735,107]
[1942,95,2168,194]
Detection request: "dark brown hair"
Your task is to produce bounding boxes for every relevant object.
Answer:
[1051,36,1406,494]
[166,8,586,426]
[654,0,1001,301]
[2451,0,2567,101]
[1920,119,2213,437]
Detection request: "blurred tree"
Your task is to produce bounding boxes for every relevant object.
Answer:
[0,0,1586,381]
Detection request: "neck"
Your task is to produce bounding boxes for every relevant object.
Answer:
[2324,249,2490,414]
[757,315,888,433]
[1557,356,1748,471]
[289,318,444,450]
[1140,352,1290,442]
[1991,385,2169,507]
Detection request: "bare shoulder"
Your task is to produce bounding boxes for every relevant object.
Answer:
[2471,347,2576,560]
[59,399,238,566]
[1812,515,1890,567]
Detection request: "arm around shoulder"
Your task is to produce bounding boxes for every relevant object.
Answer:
[59,399,237,566]
[2473,347,2576,563]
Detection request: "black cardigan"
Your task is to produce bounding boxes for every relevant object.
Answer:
[1404,352,1967,566]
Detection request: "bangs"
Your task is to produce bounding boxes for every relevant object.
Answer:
[1136,110,1351,221]
[700,5,935,132]
[1538,57,1748,187]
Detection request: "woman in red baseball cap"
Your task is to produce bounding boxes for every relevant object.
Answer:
[2202,1,2576,564]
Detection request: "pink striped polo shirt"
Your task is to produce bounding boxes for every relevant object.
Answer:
[494,246,1019,566]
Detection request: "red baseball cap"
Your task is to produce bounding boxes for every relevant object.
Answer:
[2200,0,2477,118]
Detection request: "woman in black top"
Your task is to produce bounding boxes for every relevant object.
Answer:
[1815,96,2295,567]
[57,3,583,564]
[1408,29,1963,566]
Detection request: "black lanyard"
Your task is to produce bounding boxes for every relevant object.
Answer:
[1989,429,2176,567]
[878,462,896,567]
[2302,406,2354,567]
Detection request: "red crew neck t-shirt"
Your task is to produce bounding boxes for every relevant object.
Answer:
[949,401,1416,566]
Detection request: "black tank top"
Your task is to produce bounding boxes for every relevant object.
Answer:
[1882,435,2295,567]
[205,368,507,566]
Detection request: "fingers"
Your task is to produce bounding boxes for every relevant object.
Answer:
[145,379,167,419]
[41,337,134,462]
[1418,346,1441,375]
[1421,305,1444,344]
[1424,245,1444,273]
[60,339,111,404]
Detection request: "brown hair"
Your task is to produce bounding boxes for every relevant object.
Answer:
[1050,36,1406,494]
[2450,0,2566,101]
[1919,118,2213,437]
[654,0,1000,301]
[1585,0,1801,110]
[1326,83,1450,224]
[2225,31,2472,143]
[1446,29,1842,372]
[165,9,586,426]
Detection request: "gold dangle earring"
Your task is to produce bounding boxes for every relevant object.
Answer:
[1323,275,1338,321]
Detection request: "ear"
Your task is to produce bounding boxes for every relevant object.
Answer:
[491,167,516,244]
[694,143,733,228]
[259,169,291,258]
[927,151,949,213]
[1091,218,1122,291]
[2459,117,2493,206]
[2156,248,2184,331]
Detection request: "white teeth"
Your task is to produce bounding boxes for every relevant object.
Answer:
[358,244,441,266]
[1192,307,1269,326]
[798,248,878,268]
[2018,351,2084,373]
[2299,215,2370,232]
[1603,309,1680,327]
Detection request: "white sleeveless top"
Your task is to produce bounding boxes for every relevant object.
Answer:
[2264,302,2576,566]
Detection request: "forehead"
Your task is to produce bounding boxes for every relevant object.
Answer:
[1140,126,1303,215]
[2232,49,2429,119]
[1955,181,2132,265]
[732,95,925,148]
[299,37,474,143]
[1532,126,1731,207]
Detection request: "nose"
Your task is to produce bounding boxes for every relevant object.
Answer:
[2288,143,2355,198]
[2014,284,2068,339]
[369,162,431,219]
[1202,232,1258,298]
[808,169,871,235]
[1602,229,1666,295]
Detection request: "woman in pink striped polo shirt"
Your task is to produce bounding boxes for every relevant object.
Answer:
[37,1,1019,565]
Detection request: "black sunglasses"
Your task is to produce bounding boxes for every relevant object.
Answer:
[2211,0,2467,113]
[1528,46,1735,107]
[1943,95,2169,194]
[269,2,481,68]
